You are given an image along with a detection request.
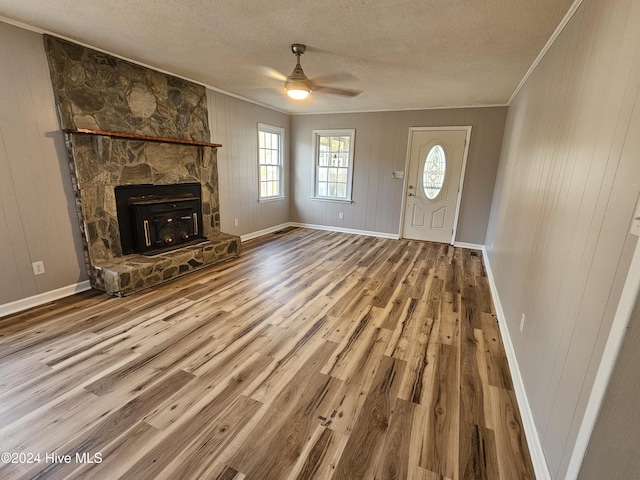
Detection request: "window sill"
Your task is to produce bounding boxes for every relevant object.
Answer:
[258,196,286,204]
[311,197,354,204]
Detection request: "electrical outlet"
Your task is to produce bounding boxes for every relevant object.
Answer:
[339,212,344,219]
[32,261,45,276]
[234,219,239,227]
[520,313,526,332]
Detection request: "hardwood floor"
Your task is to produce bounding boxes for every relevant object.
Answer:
[0,228,535,480]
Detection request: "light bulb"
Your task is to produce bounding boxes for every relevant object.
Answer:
[287,88,310,100]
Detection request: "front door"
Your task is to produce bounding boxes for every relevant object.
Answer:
[401,128,469,243]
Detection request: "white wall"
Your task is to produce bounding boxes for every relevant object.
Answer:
[484,0,640,477]
[0,22,86,306]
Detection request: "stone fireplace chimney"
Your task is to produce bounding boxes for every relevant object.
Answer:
[43,36,240,296]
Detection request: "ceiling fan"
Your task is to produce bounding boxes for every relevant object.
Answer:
[283,44,361,100]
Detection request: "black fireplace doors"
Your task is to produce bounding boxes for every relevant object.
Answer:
[115,183,205,255]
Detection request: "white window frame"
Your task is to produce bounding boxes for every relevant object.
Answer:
[312,129,356,203]
[258,123,285,202]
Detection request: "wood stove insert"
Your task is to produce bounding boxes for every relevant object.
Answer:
[115,183,206,255]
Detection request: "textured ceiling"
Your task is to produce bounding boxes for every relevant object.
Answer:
[0,0,575,114]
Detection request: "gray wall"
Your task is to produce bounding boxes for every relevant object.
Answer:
[207,90,291,237]
[578,282,640,480]
[484,0,640,477]
[0,22,86,305]
[291,108,506,244]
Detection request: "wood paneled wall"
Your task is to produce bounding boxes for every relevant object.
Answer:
[207,90,291,236]
[485,0,640,477]
[291,107,507,244]
[0,22,86,305]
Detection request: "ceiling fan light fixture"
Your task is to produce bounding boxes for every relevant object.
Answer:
[285,44,312,100]
[285,74,311,99]
[286,86,310,100]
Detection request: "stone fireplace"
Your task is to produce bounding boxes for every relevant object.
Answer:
[44,36,240,296]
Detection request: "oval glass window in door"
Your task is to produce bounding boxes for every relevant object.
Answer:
[423,145,446,200]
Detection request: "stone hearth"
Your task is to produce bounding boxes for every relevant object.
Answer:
[44,36,240,296]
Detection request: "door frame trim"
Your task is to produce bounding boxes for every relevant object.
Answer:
[564,234,640,479]
[400,126,472,243]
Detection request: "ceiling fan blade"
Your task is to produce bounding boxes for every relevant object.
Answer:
[313,85,362,97]
[311,72,359,85]
[259,66,287,82]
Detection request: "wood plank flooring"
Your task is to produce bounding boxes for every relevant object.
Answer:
[0,228,535,480]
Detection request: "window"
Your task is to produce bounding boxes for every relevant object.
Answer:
[423,144,446,200]
[258,124,284,200]
[313,129,355,202]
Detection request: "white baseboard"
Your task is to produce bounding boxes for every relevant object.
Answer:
[0,280,92,318]
[241,222,400,241]
[454,241,484,250]
[289,222,400,239]
[243,222,484,246]
[482,247,551,480]
[240,223,293,242]
[242,222,494,246]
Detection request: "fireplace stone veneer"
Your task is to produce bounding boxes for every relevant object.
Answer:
[93,235,238,296]
[64,133,240,296]
[44,36,240,296]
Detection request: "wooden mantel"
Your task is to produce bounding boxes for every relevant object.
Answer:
[65,128,222,148]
